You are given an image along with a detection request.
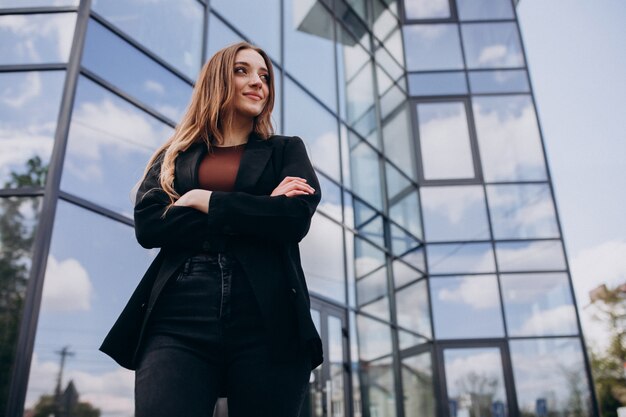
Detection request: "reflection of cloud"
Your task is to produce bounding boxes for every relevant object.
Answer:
[404,0,449,19]
[41,256,93,312]
[496,241,565,272]
[444,350,505,398]
[0,132,54,181]
[422,186,484,224]
[1,72,42,108]
[477,44,508,66]
[305,131,340,179]
[518,305,577,335]
[437,275,499,309]
[143,79,165,95]
[404,24,448,41]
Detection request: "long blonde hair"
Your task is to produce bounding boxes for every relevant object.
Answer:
[143,42,275,205]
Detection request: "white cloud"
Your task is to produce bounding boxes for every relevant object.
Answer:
[478,44,508,66]
[518,305,577,335]
[437,275,500,309]
[41,256,93,312]
[143,79,165,95]
[422,186,484,224]
[1,72,42,108]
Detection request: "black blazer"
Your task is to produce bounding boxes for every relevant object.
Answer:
[99,133,323,370]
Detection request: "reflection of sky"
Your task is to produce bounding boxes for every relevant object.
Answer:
[431,275,504,339]
[405,0,450,19]
[25,200,155,417]
[0,71,65,187]
[456,0,514,21]
[461,22,525,69]
[501,273,578,336]
[350,141,383,210]
[355,237,385,277]
[408,72,468,96]
[390,190,422,239]
[0,0,78,6]
[428,242,495,274]
[60,76,173,217]
[357,266,387,306]
[0,13,76,65]
[91,0,203,79]
[444,348,506,402]
[495,240,566,272]
[356,314,392,361]
[83,19,193,122]
[396,279,432,338]
[382,105,414,175]
[469,70,530,94]
[509,338,591,415]
[403,24,464,71]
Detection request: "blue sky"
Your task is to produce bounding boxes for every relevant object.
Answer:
[517,0,626,349]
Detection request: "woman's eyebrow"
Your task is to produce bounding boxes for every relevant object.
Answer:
[234,61,268,72]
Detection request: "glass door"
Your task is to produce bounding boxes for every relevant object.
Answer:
[302,299,350,417]
[437,342,518,417]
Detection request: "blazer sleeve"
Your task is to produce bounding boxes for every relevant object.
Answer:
[133,153,215,249]
[206,136,321,243]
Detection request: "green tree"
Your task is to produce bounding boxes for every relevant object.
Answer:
[589,283,626,417]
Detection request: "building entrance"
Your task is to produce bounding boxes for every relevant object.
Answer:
[302,299,350,417]
[437,341,518,417]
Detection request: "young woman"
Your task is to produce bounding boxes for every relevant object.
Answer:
[100,42,323,417]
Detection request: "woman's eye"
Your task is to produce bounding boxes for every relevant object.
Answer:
[234,67,246,74]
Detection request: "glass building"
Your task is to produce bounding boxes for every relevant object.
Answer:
[0,0,599,416]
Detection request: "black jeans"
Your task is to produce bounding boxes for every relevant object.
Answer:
[135,252,310,417]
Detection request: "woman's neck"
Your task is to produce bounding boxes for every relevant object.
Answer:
[218,118,253,147]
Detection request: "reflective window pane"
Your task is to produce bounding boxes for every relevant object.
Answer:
[207,13,244,59]
[417,102,476,180]
[1,71,65,189]
[357,314,392,361]
[0,13,76,65]
[284,78,341,181]
[398,329,429,350]
[350,140,383,210]
[403,24,463,71]
[473,95,547,181]
[443,348,508,417]
[501,273,578,337]
[380,83,407,121]
[0,196,42,413]
[355,237,386,278]
[92,0,203,79]
[402,351,435,417]
[461,22,524,69]
[363,356,397,417]
[300,213,345,303]
[487,184,559,240]
[469,70,530,94]
[284,0,337,112]
[496,240,566,272]
[401,246,426,273]
[61,76,174,216]
[456,0,514,21]
[361,295,391,322]
[358,214,385,248]
[357,266,388,306]
[328,316,347,416]
[404,0,450,19]
[408,72,468,97]
[390,223,421,256]
[211,0,281,62]
[83,19,193,122]
[24,200,154,416]
[431,275,504,338]
[393,258,423,288]
[510,338,593,417]
[386,162,412,200]
[382,104,415,178]
[390,190,422,239]
[422,186,490,242]
[0,0,77,6]
[396,279,432,338]
[427,242,495,274]
[317,174,342,222]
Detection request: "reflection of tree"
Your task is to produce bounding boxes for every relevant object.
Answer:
[0,156,45,414]
[402,362,434,417]
[453,371,499,417]
[30,380,100,417]
[560,365,587,417]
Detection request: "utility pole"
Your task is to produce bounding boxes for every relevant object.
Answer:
[54,346,74,417]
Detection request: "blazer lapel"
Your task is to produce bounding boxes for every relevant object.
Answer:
[233,132,273,192]
[174,141,206,194]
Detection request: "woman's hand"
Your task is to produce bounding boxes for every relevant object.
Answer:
[271,176,315,197]
[174,189,212,213]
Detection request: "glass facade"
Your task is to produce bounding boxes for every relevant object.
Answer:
[0,1,597,417]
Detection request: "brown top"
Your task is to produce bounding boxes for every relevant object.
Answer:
[198,143,246,191]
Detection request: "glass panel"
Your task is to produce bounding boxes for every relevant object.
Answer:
[348,311,363,416]
[354,198,377,229]
[456,0,514,21]
[431,275,504,338]
[0,0,78,6]
[362,356,397,417]
[357,314,392,361]
[211,0,281,63]
[0,71,65,189]
[0,196,42,414]
[357,266,388,306]
[284,0,337,112]
[307,309,323,416]
[403,24,463,71]
[361,295,390,322]
[417,102,476,180]
[91,0,203,79]
[427,242,495,274]
[487,184,559,240]
[501,273,578,337]
[461,22,524,69]
[473,95,547,181]
[380,83,407,121]
[0,13,76,65]
[390,190,422,239]
[443,348,508,417]
[284,78,341,181]
[390,223,421,256]
[207,13,244,59]
[422,186,490,242]
[23,200,154,416]
[83,19,193,122]
[398,329,429,350]
[300,213,345,303]
[328,316,346,416]
[60,76,174,217]
[495,240,566,272]
[401,246,426,273]
[408,72,468,96]
[373,4,398,43]
[469,70,530,94]
[396,279,432,338]
[350,140,383,210]
[382,104,415,178]
[358,215,385,248]
[509,338,593,417]
[386,162,412,200]
[317,174,342,222]
[402,351,435,417]
[404,0,450,19]
[392,259,423,288]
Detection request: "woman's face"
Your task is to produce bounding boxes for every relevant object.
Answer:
[231,48,270,123]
